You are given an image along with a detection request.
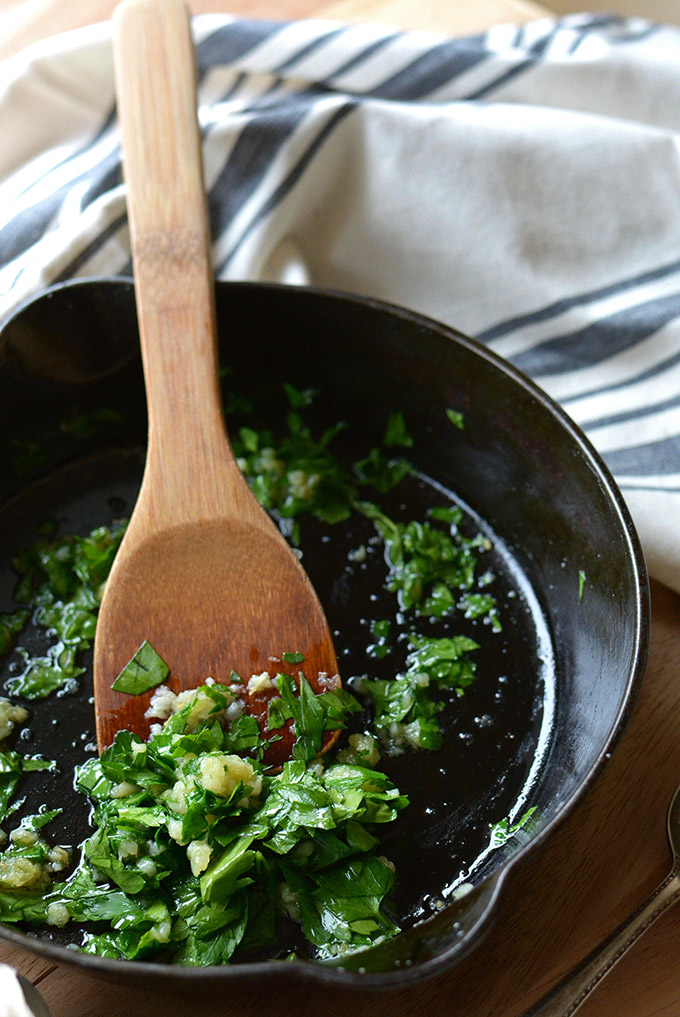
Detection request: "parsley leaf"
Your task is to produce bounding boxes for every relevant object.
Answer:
[446,408,465,430]
[361,503,500,626]
[268,674,361,762]
[283,855,398,959]
[5,522,127,698]
[111,640,170,695]
[0,610,28,656]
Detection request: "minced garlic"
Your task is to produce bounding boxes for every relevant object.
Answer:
[187,839,212,876]
[247,672,275,695]
[0,698,28,741]
[0,856,47,890]
[197,754,262,802]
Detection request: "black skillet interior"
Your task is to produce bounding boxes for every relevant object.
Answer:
[0,279,648,989]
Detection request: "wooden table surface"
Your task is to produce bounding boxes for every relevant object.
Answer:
[2,1,680,1016]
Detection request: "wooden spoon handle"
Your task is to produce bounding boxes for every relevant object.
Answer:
[114,0,252,527]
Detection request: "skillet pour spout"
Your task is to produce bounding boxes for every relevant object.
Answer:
[324,877,505,978]
[0,278,649,989]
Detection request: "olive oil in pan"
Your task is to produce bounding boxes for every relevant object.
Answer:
[299,472,555,923]
[0,450,553,954]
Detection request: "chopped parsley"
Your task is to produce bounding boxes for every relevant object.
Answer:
[367,619,392,660]
[360,503,500,627]
[267,673,361,762]
[111,640,170,695]
[0,751,55,824]
[0,688,407,964]
[446,408,465,430]
[383,411,414,448]
[282,651,305,665]
[5,522,127,698]
[488,807,536,848]
[0,611,28,657]
[232,390,412,535]
[0,379,532,966]
[361,635,480,753]
[60,407,125,442]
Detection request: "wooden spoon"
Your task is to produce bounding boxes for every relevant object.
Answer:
[93,0,339,764]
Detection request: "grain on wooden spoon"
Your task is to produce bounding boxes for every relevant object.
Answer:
[93,0,339,765]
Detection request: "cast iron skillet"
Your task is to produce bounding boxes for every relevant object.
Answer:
[0,278,648,991]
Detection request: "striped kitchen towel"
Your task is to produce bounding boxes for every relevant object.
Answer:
[0,12,679,590]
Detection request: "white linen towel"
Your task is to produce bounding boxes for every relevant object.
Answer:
[1,12,679,589]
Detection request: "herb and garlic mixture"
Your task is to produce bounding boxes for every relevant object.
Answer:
[0,678,407,963]
[0,384,536,966]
